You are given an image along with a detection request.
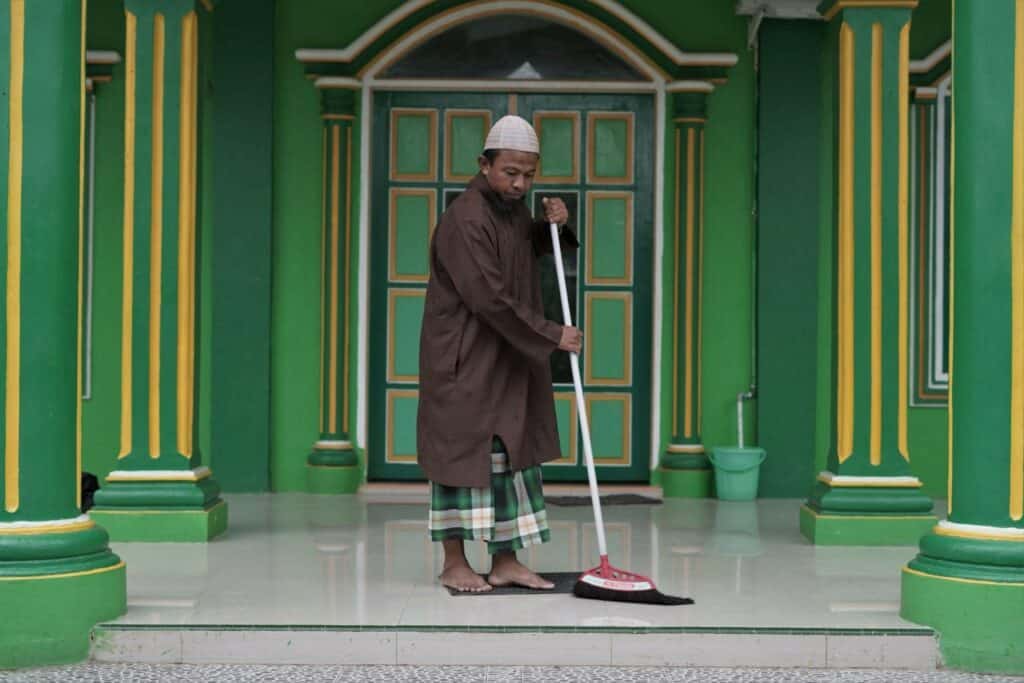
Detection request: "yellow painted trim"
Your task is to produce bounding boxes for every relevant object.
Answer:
[898,23,910,461]
[328,125,340,434]
[902,566,1024,588]
[672,128,680,437]
[388,188,437,284]
[870,22,882,467]
[684,127,695,439]
[387,289,427,384]
[0,0,23,486]
[200,0,214,11]
[0,519,94,536]
[584,393,632,465]
[322,114,355,121]
[815,474,922,488]
[343,126,353,436]
[666,443,704,454]
[389,108,438,183]
[837,22,855,464]
[673,117,706,124]
[508,93,518,116]
[583,291,633,387]
[0,560,126,582]
[822,0,918,22]
[149,12,165,460]
[1012,0,1024,521]
[385,389,419,463]
[933,525,1024,543]
[4,0,24,513]
[698,128,704,436]
[120,11,137,460]
[77,0,86,507]
[585,191,634,286]
[178,12,199,458]
[319,127,326,434]
[445,109,493,183]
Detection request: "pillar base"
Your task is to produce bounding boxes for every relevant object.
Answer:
[660,467,713,498]
[90,500,228,543]
[306,464,361,494]
[800,504,936,545]
[0,560,126,668]
[901,567,1024,674]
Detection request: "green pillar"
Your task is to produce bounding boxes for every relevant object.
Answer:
[88,0,226,542]
[661,87,712,499]
[0,0,126,667]
[307,82,361,494]
[801,0,935,545]
[901,1,1024,674]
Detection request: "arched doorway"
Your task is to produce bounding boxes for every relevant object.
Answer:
[365,11,656,483]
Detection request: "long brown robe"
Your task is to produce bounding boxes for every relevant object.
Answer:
[417,173,579,488]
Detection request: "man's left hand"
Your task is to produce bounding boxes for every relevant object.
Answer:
[542,197,569,226]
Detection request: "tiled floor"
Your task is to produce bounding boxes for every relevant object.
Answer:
[87,493,942,668]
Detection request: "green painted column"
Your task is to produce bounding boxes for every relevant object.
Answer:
[801,0,935,545]
[88,0,227,542]
[901,1,1024,674]
[0,0,126,667]
[661,87,712,499]
[307,82,361,495]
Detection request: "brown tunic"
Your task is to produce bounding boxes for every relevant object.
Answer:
[417,174,579,488]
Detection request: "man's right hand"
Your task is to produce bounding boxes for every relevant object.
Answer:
[558,326,583,354]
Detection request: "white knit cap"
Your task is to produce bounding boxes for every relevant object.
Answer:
[483,115,539,154]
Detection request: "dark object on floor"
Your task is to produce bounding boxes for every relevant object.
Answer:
[573,557,694,606]
[446,572,579,596]
[81,472,99,512]
[545,493,661,506]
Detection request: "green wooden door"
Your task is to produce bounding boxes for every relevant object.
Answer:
[368,91,653,482]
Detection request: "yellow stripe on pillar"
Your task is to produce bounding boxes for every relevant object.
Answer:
[684,127,695,439]
[177,11,197,458]
[838,22,856,463]
[328,125,340,434]
[1010,0,1024,521]
[149,12,165,459]
[120,11,137,459]
[4,0,24,513]
[898,22,910,461]
[870,22,883,466]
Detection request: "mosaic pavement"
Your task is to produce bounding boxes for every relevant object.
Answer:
[1,664,1018,683]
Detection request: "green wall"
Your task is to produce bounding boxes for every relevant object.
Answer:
[757,20,823,497]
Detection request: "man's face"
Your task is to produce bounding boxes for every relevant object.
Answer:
[480,149,538,203]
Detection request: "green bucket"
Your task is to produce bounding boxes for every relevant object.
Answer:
[709,447,767,501]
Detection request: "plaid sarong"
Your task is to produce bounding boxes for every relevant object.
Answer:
[429,437,551,554]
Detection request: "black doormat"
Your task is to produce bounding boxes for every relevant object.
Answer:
[544,493,662,506]
[446,572,579,596]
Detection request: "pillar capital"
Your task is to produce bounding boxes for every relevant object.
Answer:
[316,77,360,121]
[817,0,917,23]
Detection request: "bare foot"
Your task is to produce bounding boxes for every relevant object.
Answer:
[488,553,555,590]
[440,562,492,593]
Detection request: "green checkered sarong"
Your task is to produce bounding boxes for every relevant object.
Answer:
[429,437,551,554]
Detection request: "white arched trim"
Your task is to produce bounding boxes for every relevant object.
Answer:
[295,0,736,71]
[359,0,666,82]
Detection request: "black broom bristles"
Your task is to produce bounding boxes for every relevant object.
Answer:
[572,579,694,605]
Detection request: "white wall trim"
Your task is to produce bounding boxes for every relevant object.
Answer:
[909,39,951,74]
[0,515,90,530]
[86,49,121,65]
[365,78,658,93]
[938,520,1024,539]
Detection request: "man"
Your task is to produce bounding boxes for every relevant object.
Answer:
[417,115,583,593]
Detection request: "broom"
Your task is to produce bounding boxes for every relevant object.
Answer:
[548,222,692,606]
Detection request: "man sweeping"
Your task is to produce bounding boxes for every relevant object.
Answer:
[417,115,583,593]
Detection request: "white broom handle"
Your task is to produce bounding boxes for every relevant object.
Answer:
[549,222,608,558]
